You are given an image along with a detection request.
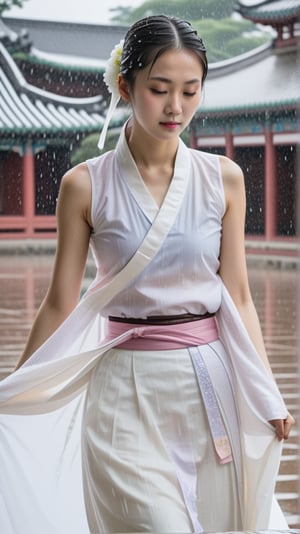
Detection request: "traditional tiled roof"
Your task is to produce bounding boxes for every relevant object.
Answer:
[1,15,298,139]
[200,42,299,115]
[0,41,106,138]
[236,0,300,23]
[19,48,107,72]
[3,17,127,61]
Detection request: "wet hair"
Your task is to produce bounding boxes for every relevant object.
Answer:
[120,15,208,88]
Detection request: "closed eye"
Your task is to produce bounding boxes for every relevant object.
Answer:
[184,92,197,97]
[151,89,167,94]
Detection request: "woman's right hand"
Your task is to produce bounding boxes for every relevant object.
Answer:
[269,412,295,441]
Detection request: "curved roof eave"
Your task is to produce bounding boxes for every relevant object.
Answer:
[0,42,109,136]
[207,41,273,79]
[22,47,107,73]
[236,0,300,23]
[0,42,103,108]
[199,45,299,116]
[197,98,298,116]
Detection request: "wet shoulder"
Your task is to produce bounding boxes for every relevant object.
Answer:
[61,162,91,198]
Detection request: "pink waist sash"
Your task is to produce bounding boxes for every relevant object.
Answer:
[105,314,232,527]
[105,313,232,531]
[105,316,219,351]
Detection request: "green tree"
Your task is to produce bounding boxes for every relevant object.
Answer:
[109,0,270,63]
[110,0,236,24]
[70,132,120,167]
[193,18,269,63]
[0,0,27,15]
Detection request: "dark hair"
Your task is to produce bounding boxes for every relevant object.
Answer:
[120,15,207,88]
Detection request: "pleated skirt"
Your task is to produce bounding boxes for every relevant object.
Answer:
[81,340,243,533]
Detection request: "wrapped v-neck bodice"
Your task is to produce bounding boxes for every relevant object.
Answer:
[86,126,225,319]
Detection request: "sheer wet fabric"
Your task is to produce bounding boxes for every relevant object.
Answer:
[82,341,242,532]
[0,125,288,532]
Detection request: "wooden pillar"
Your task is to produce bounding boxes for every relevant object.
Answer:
[277,24,283,41]
[264,128,277,240]
[225,132,234,160]
[23,144,35,238]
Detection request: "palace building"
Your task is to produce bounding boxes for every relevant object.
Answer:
[0,17,122,238]
[0,1,299,257]
[192,0,300,256]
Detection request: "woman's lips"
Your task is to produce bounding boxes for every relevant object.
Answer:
[160,122,180,129]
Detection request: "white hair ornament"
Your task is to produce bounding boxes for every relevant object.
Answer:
[98,39,124,150]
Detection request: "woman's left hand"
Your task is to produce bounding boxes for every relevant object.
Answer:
[269,413,295,440]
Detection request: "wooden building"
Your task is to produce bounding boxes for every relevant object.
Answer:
[0,19,124,239]
[192,0,300,254]
[0,2,299,254]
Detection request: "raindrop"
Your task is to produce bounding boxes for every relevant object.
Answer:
[121,497,129,515]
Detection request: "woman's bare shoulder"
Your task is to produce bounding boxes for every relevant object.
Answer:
[218,156,245,213]
[218,155,244,188]
[61,162,91,194]
[57,163,92,226]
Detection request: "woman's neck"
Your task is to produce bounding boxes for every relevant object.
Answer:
[125,122,179,169]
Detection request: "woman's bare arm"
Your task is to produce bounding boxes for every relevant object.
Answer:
[15,163,92,369]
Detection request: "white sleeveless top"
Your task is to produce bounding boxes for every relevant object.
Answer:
[86,126,226,319]
[0,131,287,534]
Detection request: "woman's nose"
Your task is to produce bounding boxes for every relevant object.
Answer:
[165,93,182,115]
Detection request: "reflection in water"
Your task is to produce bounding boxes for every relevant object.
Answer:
[0,254,299,527]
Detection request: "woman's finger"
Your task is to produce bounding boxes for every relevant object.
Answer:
[283,413,295,440]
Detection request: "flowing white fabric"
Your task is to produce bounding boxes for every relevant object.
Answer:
[216,285,288,529]
[0,286,288,533]
[82,341,243,532]
[0,139,191,533]
[0,131,288,532]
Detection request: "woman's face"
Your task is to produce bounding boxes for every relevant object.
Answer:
[123,48,204,143]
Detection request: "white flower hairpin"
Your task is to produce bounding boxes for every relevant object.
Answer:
[98,39,124,150]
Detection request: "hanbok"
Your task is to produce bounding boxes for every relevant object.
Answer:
[0,125,288,533]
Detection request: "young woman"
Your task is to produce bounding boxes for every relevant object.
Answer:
[0,15,294,534]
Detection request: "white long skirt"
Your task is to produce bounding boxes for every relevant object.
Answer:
[82,340,243,533]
